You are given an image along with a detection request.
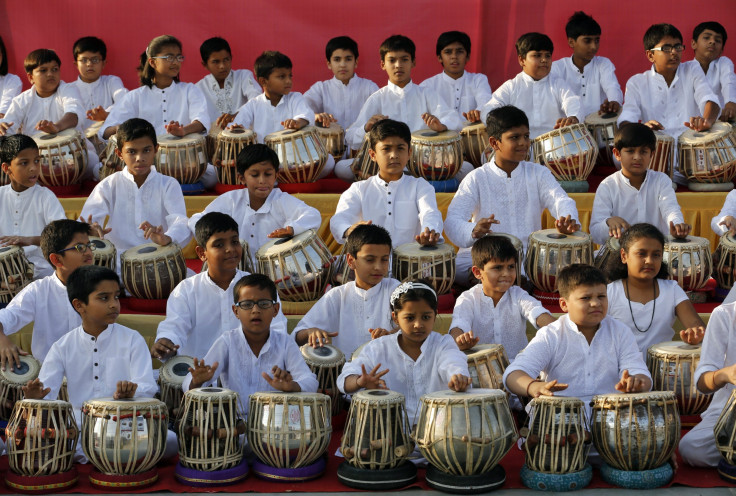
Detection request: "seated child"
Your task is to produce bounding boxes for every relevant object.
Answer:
[153,212,287,362]
[0,36,22,118]
[480,32,581,139]
[338,280,471,422]
[188,143,321,267]
[550,11,623,117]
[183,274,317,414]
[293,224,400,357]
[0,134,66,278]
[330,119,443,248]
[445,105,580,286]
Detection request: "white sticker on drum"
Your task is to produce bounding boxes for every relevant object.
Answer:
[263,403,311,429]
[695,149,706,172]
[198,151,206,164]
[159,153,167,165]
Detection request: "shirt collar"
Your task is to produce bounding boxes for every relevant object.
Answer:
[77,76,102,89]
[121,166,157,186]
[353,278,386,299]
[9,184,37,197]
[209,71,234,91]
[331,75,357,87]
[152,81,176,94]
[235,326,273,357]
[617,169,649,188]
[488,158,520,177]
[375,173,406,188]
[440,71,466,85]
[649,65,681,85]
[246,189,276,213]
[387,80,414,95]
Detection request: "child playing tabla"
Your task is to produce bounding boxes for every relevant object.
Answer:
[0,36,22,118]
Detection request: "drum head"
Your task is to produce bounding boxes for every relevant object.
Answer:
[157,133,205,146]
[394,242,455,258]
[33,128,82,145]
[464,344,505,358]
[16,398,71,408]
[411,129,460,144]
[250,391,328,403]
[265,128,304,141]
[423,389,506,401]
[529,229,591,245]
[315,122,344,134]
[0,245,22,257]
[647,340,701,357]
[0,355,41,384]
[592,391,675,405]
[664,234,710,249]
[90,236,115,254]
[83,396,164,409]
[606,236,621,252]
[584,109,621,125]
[353,389,404,403]
[186,386,237,401]
[531,395,583,407]
[300,344,345,365]
[121,242,181,261]
[256,229,316,257]
[461,121,487,133]
[679,121,733,145]
[654,130,675,145]
[221,127,256,140]
[160,355,195,384]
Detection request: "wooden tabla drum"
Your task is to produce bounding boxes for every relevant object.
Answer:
[98,134,125,179]
[265,127,327,183]
[212,127,257,186]
[679,122,736,191]
[464,344,509,390]
[202,239,254,275]
[351,136,378,180]
[460,121,489,168]
[392,242,456,295]
[205,125,222,164]
[300,345,345,416]
[531,124,598,192]
[0,355,41,420]
[408,129,463,181]
[651,131,675,178]
[315,122,346,160]
[256,230,334,302]
[584,110,620,167]
[86,121,106,155]
[90,236,116,272]
[663,235,712,292]
[593,236,621,271]
[0,245,34,304]
[714,233,736,290]
[58,377,68,402]
[33,129,87,187]
[715,390,736,466]
[155,133,208,184]
[647,341,711,416]
[158,355,194,419]
[120,243,187,300]
[525,230,593,294]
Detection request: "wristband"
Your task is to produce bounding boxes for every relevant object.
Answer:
[526,379,542,397]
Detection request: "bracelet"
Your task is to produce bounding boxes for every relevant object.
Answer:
[526,379,542,397]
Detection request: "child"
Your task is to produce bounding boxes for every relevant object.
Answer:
[330,119,443,248]
[419,31,493,124]
[445,105,580,286]
[188,144,320,267]
[0,36,22,118]
[590,123,689,245]
[80,118,191,268]
[685,22,736,122]
[711,189,736,235]
[550,12,623,118]
[449,236,555,359]
[604,223,705,356]
[480,33,581,139]
[0,134,66,278]
[337,280,471,422]
[153,212,287,362]
[195,37,261,130]
[182,274,317,414]
[293,224,400,357]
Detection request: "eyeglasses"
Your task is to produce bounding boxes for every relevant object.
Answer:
[649,44,685,54]
[77,57,102,65]
[57,242,97,254]
[234,299,276,310]
[151,55,185,63]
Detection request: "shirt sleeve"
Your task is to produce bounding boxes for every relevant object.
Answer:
[516,288,552,328]
[155,283,196,348]
[425,87,463,132]
[330,184,363,244]
[0,282,38,335]
[480,81,512,124]
[242,71,262,102]
[231,99,256,129]
[336,338,380,393]
[694,304,732,386]
[182,334,228,391]
[284,338,318,392]
[129,332,158,397]
[187,193,234,235]
[0,74,22,115]
[717,57,736,105]
[537,166,579,222]
[59,84,84,121]
[79,181,112,226]
[435,334,471,384]
[557,79,582,120]
[416,179,444,239]
[671,281,689,307]
[712,190,736,236]
[37,341,65,401]
[444,172,481,248]
[303,82,324,113]
[272,296,288,334]
[106,76,129,111]
[655,173,685,226]
[590,179,615,245]
[0,94,25,134]
[618,76,644,125]
[161,178,193,247]
[503,326,554,389]
[292,290,339,337]
[599,58,624,104]
[614,322,652,383]
[449,289,474,332]
[346,93,381,149]
[42,189,67,224]
[186,84,212,131]
[289,92,315,126]
[278,193,322,235]
[100,90,138,139]
[472,74,493,110]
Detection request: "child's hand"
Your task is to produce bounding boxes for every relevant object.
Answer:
[315,113,336,128]
[599,100,621,114]
[643,120,664,131]
[448,374,472,392]
[262,365,298,392]
[528,379,568,398]
[215,113,237,129]
[685,116,713,132]
[80,215,112,238]
[455,331,480,351]
[87,106,109,122]
[0,121,13,135]
[36,120,59,134]
[165,121,186,136]
[0,236,33,247]
[415,227,440,246]
[471,215,500,239]
[719,216,736,236]
[422,113,447,133]
[462,110,481,123]
[370,328,390,339]
[606,216,630,239]
[364,114,388,132]
[139,221,172,246]
[554,116,578,129]
[226,123,245,131]
[22,378,50,400]
[307,329,339,348]
[669,221,691,239]
[281,119,307,130]
[344,220,372,239]
[680,326,705,345]
[150,338,179,360]
[356,364,389,390]
[0,334,28,372]
[268,226,294,238]
[615,369,646,393]
[721,102,736,122]
[555,215,580,234]
[189,358,219,388]
[114,380,138,399]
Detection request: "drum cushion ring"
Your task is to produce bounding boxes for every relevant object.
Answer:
[5,467,78,494]
[175,458,249,487]
[337,460,417,490]
[718,459,736,483]
[180,181,205,195]
[425,463,506,494]
[252,456,326,482]
[88,467,159,490]
[428,178,460,193]
[520,463,592,492]
[599,461,673,489]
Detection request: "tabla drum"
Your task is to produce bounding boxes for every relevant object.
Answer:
[408,129,463,181]
[120,243,187,300]
[464,344,509,390]
[715,390,736,467]
[531,124,598,192]
[0,245,35,304]
[158,355,194,419]
[256,230,334,302]
[90,236,116,272]
[315,122,346,160]
[33,129,88,187]
[646,341,711,416]
[593,236,621,271]
[392,243,455,295]
[351,136,378,180]
[205,125,222,164]
[265,127,327,183]
[300,345,345,416]
[679,122,736,191]
[714,233,736,290]
[212,127,257,186]
[350,341,369,362]
[86,121,106,155]
[98,134,126,179]
[651,131,675,178]
[584,110,620,167]
[663,235,713,292]
[525,230,593,294]
[460,121,489,168]
[201,239,254,275]
[155,133,208,185]
[0,355,41,420]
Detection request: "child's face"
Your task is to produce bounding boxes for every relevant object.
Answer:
[568,35,600,64]
[233,285,278,337]
[381,50,415,86]
[204,49,232,82]
[490,126,531,163]
[368,136,410,181]
[199,229,242,273]
[613,145,653,180]
[647,36,683,73]
[472,257,517,297]
[519,50,552,80]
[115,136,157,180]
[692,29,724,63]
[438,42,468,78]
[621,237,663,280]
[260,68,292,96]
[393,299,435,346]
[74,280,121,330]
[149,44,182,80]
[559,283,607,332]
[327,49,357,83]
[238,161,276,202]
[53,232,94,272]
[76,51,106,83]
[347,243,391,289]
[28,61,61,97]
[1,147,41,191]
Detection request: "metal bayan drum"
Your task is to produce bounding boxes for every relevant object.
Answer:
[408,129,463,181]
[158,355,195,419]
[265,127,327,183]
[300,344,345,416]
[679,122,736,191]
[647,341,711,416]
[155,133,208,184]
[392,242,456,295]
[651,131,675,178]
[98,134,125,179]
[33,129,88,187]
[464,344,509,390]
[120,243,187,300]
[351,135,378,180]
[584,110,620,167]
[90,236,116,272]
[593,236,621,270]
[525,230,593,294]
[0,355,41,420]
[714,233,736,290]
[212,128,257,187]
[460,121,489,168]
[315,122,346,160]
[0,245,34,304]
[531,124,598,192]
[715,390,736,466]
[663,235,712,292]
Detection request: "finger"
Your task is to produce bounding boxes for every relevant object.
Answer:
[369,363,382,375]
[375,368,390,379]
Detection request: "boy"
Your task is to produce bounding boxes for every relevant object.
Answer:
[80,118,191,268]
[330,119,443,248]
[419,31,493,124]
[450,236,555,359]
[445,105,580,286]
[188,144,321,267]
[0,134,66,279]
[195,37,261,130]
[153,212,287,362]
[550,12,623,118]
[183,274,317,414]
[293,224,400,357]
[480,33,581,139]
[590,123,690,244]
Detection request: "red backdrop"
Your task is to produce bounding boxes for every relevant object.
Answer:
[1,0,734,95]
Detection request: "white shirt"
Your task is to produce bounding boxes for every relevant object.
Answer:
[0,82,84,135]
[345,81,464,149]
[590,170,684,245]
[304,75,379,130]
[480,72,582,139]
[182,327,318,414]
[330,174,444,247]
[0,73,22,115]
[0,184,65,277]
[293,278,401,357]
[196,70,261,125]
[231,92,314,144]
[550,56,623,118]
[711,189,736,236]
[188,188,321,266]
[450,285,551,360]
[684,57,736,108]
[337,331,469,422]
[607,279,689,356]
[420,71,493,121]
[0,273,80,361]
[69,75,128,133]
[155,269,288,360]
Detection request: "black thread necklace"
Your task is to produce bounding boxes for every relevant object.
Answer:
[624,278,657,333]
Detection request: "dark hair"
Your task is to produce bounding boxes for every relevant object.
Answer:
[254,51,292,80]
[138,35,182,88]
[233,273,277,303]
[24,49,61,74]
[605,223,669,282]
[643,24,683,50]
[0,134,38,163]
[693,21,728,47]
[67,265,120,306]
[200,37,231,63]
[516,33,554,58]
[380,35,416,61]
[391,279,438,313]
[195,212,239,248]
[236,143,279,175]
[368,118,411,150]
[557,264,607,298]
[115,118,157,150]
[345,224,392,258]
[326,36,359,61]
[613,122,656,151]
[471,235,518,269]
[565,11,601,39]
[436,31,471,56]
[0,36,8,76]
[486,105,529,139]
[40,219,92,264]
[73,36,107,61]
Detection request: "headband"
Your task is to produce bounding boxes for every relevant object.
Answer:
[390,282,437,308]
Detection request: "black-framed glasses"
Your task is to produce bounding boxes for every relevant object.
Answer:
[234,299,275,310]
[649,44,685,54]
[151,55,185,63]
[57,242,96,254]
[77,57,102,65]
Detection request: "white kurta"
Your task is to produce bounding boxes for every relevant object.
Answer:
[230,92,314,144]
[69,75,128,133]
[0,73,22,115]
[550,56,623,118]
[419,71,493,121]
[0,82,84,135]
[711,189,736,236]
[196,69,262,125]
[304,75,379,130]
[683,57,736,109]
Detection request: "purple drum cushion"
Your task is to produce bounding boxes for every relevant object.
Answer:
[175,459,249,487]
[252,457,326,482]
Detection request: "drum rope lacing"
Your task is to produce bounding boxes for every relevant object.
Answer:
[624,278,656,333]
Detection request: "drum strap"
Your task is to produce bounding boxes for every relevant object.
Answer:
[624,278,656,333]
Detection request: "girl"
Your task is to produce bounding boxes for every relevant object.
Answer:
[337,280,471,422]
[605,223,705,356]
[0,37,22,118]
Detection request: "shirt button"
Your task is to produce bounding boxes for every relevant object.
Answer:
[94,349,97,352]
[95,376,99,380]
[388,201,391,204]
[388,212,391,215]
[94,363,98,366]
